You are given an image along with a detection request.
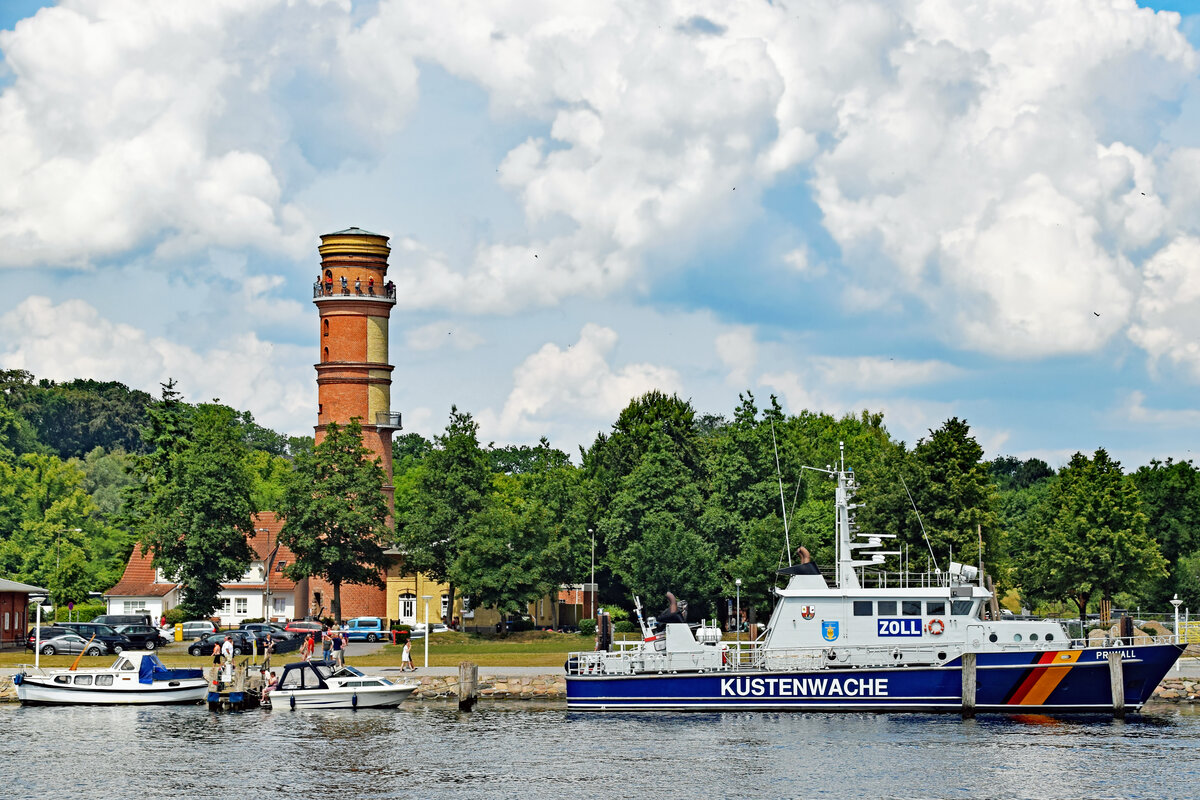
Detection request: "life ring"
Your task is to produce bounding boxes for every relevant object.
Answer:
[926,618,945,636]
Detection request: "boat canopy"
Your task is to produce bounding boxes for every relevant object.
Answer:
[137,653,203,685]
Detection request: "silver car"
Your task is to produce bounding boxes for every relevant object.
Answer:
[38,633,105,657]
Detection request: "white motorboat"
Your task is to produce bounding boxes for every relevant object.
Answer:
[268,660,416,709]
[14,651,207,705]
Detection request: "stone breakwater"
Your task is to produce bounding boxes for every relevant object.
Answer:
[408,673,566,700]
[1152,677,1200,703]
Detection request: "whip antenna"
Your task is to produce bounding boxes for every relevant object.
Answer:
[770,419,793,566]
[900,473,939,574]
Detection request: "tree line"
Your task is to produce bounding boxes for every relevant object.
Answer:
[3,368,1198,626]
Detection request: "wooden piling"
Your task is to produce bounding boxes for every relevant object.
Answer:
[458,661,478,711]
[1108,651,1125,719]
[961,652,977,719]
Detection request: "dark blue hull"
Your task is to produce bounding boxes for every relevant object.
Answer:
[565,643,1184,713]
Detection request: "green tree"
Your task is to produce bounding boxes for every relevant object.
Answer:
[1017,449,1167,623]
[1131,458,1200,608]
[397,408,490,627]
[451,473,568,631]
[278,419,391,623]
[126,396,256,618]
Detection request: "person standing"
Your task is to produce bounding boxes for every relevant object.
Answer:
[331,625,344,667]
[262,634,274,671]
[401,638,415,672]
[321,626,332,662]
[303,632,315,660]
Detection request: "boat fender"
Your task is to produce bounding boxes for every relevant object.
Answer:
[12,673,21,685]
[926,619,945,636]
[352,692,358,709]
[720,643,729,665]
[290,693,296,710]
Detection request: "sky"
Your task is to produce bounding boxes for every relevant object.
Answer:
[1,0,1199,470]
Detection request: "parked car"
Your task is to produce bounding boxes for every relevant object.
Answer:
[182,620,218,638]
[407,623,450,638]
[58,622,134,654]
[26,626,73,650]
[114,624,170,650]
[239,622,294,639]
[343,617,388,642]
[36,632,106,657]
[187,630,262,657]
[284,620,323,635]
[92,614,153,628]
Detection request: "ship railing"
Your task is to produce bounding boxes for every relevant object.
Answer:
[857,570,957,589]
[1063,633,1180,650]
[13,663,49,675]
[747,642,945,670]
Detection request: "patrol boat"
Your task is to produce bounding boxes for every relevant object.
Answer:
[565,451,1185,713]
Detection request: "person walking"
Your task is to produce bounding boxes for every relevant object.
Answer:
[303,632,315,660]
[401,638,415,672]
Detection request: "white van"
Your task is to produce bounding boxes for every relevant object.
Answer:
[166,620,217,641]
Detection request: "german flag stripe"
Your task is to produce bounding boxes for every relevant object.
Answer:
[1005,650,1083,705]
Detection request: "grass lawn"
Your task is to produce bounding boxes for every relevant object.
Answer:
[1,631,604,670]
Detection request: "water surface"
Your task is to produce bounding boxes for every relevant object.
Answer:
[4,701,1197,799]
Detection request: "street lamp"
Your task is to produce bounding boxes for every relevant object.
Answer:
[588,528,595,620]
[422,595,432,668]
[735,578,742,645]
[1172,594,1184,672]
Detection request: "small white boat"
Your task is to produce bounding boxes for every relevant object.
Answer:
[14,651,207,705]
[268,660,416,709]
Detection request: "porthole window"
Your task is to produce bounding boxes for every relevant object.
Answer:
[988,633,998,643]
[1045,633,1054,642]
[1013,633,1023,642]
[937,651,947,660]
[1030,633,1038,642]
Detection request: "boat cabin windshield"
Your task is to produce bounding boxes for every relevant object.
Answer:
[330,666,365,678]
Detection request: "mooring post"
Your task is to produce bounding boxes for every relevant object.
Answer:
[1108,651,1125,719]
[961,652,977,719]
[458,661,478,711]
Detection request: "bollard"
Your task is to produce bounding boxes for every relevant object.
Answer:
[961,652,977,719]
[1108,651,1125,719]
[458,661,478,711]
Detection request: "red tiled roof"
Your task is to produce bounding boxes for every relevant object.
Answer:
[250,512,301,591]
[104,548,179,597]
[105,514,303,596]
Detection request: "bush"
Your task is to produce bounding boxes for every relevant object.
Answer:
[579,618,596,637]
[614,620,635,633]
[55,601,106,622]
[605,608,629,624]
[163,607,189,626]
[508,617,533,632]
[240,617,265,624]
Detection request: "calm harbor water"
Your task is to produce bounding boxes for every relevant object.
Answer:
[4,701,1199,799]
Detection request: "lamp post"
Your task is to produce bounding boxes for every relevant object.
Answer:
[1172,594,1184,671]
[256,527,271,621]
[422,595,432,668]
[735,578,742,645]
[588,527,595,620]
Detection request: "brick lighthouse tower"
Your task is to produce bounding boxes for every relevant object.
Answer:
[309,227,401,619]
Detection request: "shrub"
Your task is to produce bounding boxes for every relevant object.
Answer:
[508,617,533,632]
[240,617,265,624]
[605,608,629,624]
[579,618,596,637]
[56,601,106,622]
[163,607,189,625]
[614,620,635,633]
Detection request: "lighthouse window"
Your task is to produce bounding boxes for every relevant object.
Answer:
[853,601,872,616]
[877,601,897,616]
[902,601,921,616]
[323,319,329,337]
[926,601,946,615]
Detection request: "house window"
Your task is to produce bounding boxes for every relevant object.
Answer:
[399,593,415,620]
[441,594,449,620]
[219,598,231,614]
[272,598,287,614]
[276,561,287,572]
[235,598,248,615]
[461,596,473,618]
[123,601,147,614]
